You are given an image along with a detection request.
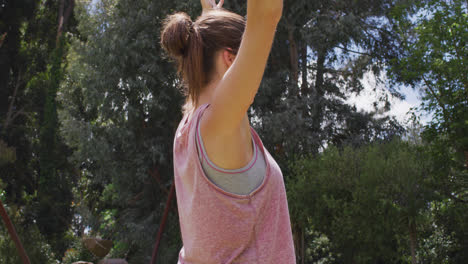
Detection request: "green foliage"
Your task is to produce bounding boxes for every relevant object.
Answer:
[0,204,57,264]
[61,236,100,264]
[32,40,75,255]
[303,229,337,263]
[59,0,190,261]
[389,2,468,261]
[0,0,77,259]
[0,140,16,166]
[288,139,435,263]
[390,0,467,180]
[431,197,468,262]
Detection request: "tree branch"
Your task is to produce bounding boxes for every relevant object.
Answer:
[0,32,6,48]
[149,167,170,195]
[421,75,453,123]
[300,41,309,97]
[3,70,22,133]
[63,0,75,28]
[57,0,65,43]
[335,45,371,56]
[128,191,144,205]
[286,21,299,88]
[10,108,25,122]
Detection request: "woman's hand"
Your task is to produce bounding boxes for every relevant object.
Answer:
[201,0,224,13]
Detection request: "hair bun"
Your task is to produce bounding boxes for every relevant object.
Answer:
[160,12,194,58]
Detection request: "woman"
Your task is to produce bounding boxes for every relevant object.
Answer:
[161,0,295,262]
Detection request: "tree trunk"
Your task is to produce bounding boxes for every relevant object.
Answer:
[310,48,326,152]
[287,23,299,88]
[314,49,326,97]
[464,151,468,168]
[56,0,75,44]
[292,223,305,264]
[300,42,308,96]
[301,226,305,264]
[409,221,417,264]
[0,32,6,47]
[292,223,300,263]
[3,70,23,133]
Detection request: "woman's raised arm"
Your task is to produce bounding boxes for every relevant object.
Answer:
[201,0,283,136]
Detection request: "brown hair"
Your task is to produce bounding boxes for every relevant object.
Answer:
[160,9,246,114]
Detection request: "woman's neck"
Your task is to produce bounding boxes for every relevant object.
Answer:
[194,80,218,110]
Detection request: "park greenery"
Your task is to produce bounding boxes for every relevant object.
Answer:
[0,0,466,263]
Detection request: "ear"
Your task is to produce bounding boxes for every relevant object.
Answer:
[222,49,235,67]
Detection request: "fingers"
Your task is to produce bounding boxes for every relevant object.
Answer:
[202,0,223,11]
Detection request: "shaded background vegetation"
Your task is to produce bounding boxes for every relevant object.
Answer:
[0,0,466,263]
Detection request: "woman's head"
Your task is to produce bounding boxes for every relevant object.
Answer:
[160,9,245,109]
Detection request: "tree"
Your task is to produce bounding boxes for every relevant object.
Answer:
[1,0,77,259]
[390,0,467,198]
[288,139,435,263]
[59,0,198,261]
[389,1,468,261]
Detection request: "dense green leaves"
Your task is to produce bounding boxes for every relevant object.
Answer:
[59,0,191,261]
[1,0,77,260]
[390,0,468,168]
[289,140,436,263]
[389,3,468,261]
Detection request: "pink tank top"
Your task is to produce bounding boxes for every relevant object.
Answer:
[173,103,296,264]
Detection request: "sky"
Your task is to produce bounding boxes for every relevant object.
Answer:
[346,71,432,126]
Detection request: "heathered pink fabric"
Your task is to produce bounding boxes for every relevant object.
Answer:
[173,103,296,264]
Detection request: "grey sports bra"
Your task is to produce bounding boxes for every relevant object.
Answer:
[195,111,266,195]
